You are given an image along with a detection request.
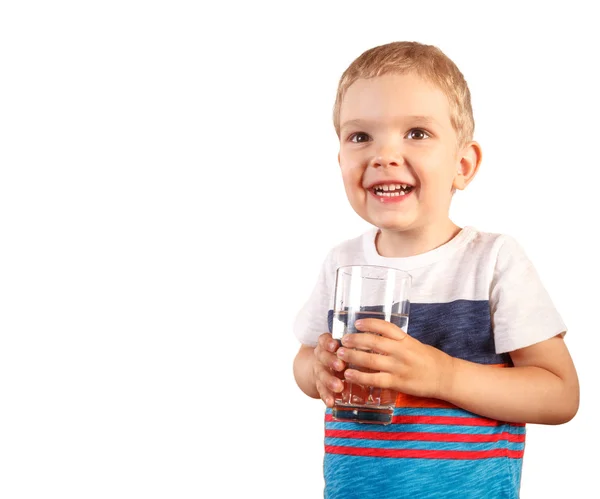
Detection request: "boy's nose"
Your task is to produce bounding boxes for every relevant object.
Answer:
[369,148,404,169]
[371,157,401,168]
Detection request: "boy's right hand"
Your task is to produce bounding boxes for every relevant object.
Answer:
[313,333,346,407]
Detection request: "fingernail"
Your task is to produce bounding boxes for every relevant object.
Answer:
[355,320,363,328]
[334,360,344,370]
[329,341,337,351]
[337,348,346,358]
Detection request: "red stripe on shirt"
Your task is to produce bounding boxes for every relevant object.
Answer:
[326,414,525,427]
[325,429,526,443]
[325,445,525,460]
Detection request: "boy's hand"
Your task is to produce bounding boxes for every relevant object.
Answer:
[313,333,347,407]
[336,318,453,399]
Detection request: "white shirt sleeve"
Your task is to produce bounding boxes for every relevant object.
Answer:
[490,235,567,354]
[293,249,336,347]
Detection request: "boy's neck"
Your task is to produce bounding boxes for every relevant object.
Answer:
[375,220,462,258]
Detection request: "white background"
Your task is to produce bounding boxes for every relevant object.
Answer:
[1,1,598,497]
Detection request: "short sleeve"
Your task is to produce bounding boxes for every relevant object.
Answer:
[293,249,336,346]
[490,236,567,354]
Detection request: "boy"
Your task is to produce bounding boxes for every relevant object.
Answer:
[292,41,579,498]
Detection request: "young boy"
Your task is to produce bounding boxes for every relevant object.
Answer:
[292,41,579,498]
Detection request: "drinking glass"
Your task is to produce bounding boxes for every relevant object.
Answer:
[331,265,411,424]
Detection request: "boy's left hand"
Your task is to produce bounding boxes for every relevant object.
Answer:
[336,318,453,399]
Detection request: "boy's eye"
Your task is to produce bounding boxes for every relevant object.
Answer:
[349,132,371,143]
[406,129,430,140]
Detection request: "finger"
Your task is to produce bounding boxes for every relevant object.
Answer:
[326,372,345,394]
[344,369,394,390]
[318,333,339,353]
[315,379,335,406]
[340,331,395,354]
[314,362,345,393]
[315,348,346,372]
[316,372,345,406]
[355,318,408,340]
[337,347,393,372]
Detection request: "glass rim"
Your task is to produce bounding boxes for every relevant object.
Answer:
[336,264,412,280]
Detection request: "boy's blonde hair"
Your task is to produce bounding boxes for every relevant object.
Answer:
[333,41,474,147]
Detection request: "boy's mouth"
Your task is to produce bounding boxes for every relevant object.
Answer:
[370,183,414,197]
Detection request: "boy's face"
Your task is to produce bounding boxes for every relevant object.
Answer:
[338,72,471,234]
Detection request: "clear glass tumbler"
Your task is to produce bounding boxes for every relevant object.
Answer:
[331,265,411,424]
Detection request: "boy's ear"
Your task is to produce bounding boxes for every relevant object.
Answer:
[453,141,482,190]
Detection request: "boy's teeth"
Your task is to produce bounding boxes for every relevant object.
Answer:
[374,191,408,197]
[373,183,412,196]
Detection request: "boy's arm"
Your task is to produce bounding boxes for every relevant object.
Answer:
[293,345,320,399]
[337,320,579,425]
[442,334,579,424]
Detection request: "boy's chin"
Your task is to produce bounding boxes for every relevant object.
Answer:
[377,223,415,233]
[361,211,416,231]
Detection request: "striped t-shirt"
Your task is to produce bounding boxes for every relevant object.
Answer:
[294,226,566,498]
